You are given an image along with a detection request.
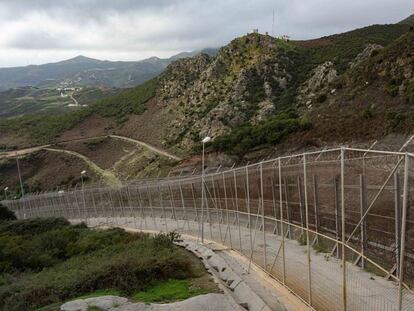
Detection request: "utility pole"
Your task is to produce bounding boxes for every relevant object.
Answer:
[16,158,25,197]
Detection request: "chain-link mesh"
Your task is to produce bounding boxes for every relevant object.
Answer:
[4,148,414,311]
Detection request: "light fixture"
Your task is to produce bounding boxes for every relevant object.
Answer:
[202,136,211,143]
[81,170,87,175]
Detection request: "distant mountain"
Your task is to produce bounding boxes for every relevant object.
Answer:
[0,49,218,91]
[399,13,414,26]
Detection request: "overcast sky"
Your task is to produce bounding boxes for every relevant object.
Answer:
[0,0,412,67]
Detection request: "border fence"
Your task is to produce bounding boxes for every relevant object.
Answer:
[4,147,414,311]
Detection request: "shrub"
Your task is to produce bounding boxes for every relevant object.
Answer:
[0,219,204,310]
[362,108,373,119]
[316,93,327,103]
[386,84,399,97]
[0,204,16,222]
[385,111,405,129]
[405,81,414,104]
[211,109,310,155]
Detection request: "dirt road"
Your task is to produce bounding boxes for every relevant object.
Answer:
[0,134,182,161]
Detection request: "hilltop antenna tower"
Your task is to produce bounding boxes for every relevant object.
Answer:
[272,9,275,36]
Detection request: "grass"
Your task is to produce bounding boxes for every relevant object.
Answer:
[132,279,212,303]
[0,216,213,311]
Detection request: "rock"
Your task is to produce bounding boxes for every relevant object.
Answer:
[252,100,275,123]
[349,43,383,68]
[111,294,236,311]
[296,61,338,108]
[60,295,129,311]
[60,299,88,311]
[84,296,129,310]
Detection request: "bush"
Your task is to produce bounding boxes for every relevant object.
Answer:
[385,111,405,129]
[0,219,204,310]
[405,81,414,104]
[212,109,310,155]
[386,84,399,97]
[316,93,327,103]
[362,108,373,119]
[0,204,16,222]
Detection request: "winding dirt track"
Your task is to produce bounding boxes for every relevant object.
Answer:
[43,147,121,186]
[0,134,181,161]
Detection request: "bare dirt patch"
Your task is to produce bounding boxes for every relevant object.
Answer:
[0,150,100,193]
[116,98,175,149]
[57,115,115,142]
[56,137,138,170]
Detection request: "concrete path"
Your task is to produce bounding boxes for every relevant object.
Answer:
[78,210,413,311]
[61,294,238,311]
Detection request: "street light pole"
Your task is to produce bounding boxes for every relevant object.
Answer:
[201,136,211,243]
[3,187,8,201]
[16,158,25,197]
[81,170,87,223]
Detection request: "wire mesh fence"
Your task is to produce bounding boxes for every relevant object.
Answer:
[4,147,414,311]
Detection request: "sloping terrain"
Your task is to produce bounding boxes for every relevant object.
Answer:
[0,17,413,193]
[0,49,219,91]
[0,86,120,118]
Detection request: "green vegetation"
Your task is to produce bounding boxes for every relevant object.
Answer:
[87,78,157,121]
[0,218,212,310]
[133,279,211,303]
[0,203,16,222]
[385,111,405,129]
[361,108,374,119]
[212,109,311,155]
[0,87,122,119]
[303,24,410,72]
[406,81,414,104]
[0,87,76,118]
[0,79,157,144]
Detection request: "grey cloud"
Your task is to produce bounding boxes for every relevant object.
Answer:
[0,0,413,67]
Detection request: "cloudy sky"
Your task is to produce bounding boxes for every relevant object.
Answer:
[0,0,413,67]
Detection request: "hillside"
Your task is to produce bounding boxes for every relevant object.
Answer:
[0,49,218,91]
[399,13,414,26]
[0,86,120,118]
[0,21,413,194]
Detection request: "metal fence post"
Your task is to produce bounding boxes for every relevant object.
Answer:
[341,147,347,311]
[397,154,410,311]
[359,174,367,269]
[233,170,243,252]
[278,158,286,284]
[394,173,401,276]
[246,166,254,273]
[260,162,267,270]
[303,154,312,305]
[312,175,320,244]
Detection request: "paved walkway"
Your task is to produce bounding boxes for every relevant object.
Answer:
[77,208,412,311]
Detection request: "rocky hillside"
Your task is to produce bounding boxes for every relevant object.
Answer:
[152,22,414,154]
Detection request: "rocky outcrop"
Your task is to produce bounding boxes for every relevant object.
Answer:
[296,61,338,108]
[350,44,383,68]
[157,33,299,151]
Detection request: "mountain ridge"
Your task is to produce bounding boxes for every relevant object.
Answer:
[0,48,219,91]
